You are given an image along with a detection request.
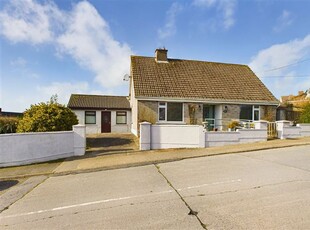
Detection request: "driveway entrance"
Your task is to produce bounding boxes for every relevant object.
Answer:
[86,133,138,155]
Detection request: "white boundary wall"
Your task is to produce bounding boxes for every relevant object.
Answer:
[0,125,86,167]
[277,121,310,139]
[140,121,268,150]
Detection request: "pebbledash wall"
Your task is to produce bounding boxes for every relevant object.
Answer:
[139,121,310,150]
[0,125,86,167]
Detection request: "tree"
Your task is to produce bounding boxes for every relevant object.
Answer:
[299,102,310,123]
[17,96,78,132]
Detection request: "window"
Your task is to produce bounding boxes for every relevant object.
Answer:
[116,111,127,124]
[85,111,96,124]
[239,105,260,121]
[158,102,183,122]
[253,105,260,121]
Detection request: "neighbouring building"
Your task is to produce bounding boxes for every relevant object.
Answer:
[0,108,23,117]
[68,94,131,134]
[278,89,310,121]
[129,48,279,135]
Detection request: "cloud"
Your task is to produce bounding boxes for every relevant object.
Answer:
[219,0,236,29]
[0,0,133,89]
[249,34,310,97]
[158,2,183,40]
[192,0,237,30]
[249,34,310,76]
[192,0,216,8]
[10,57,27,67]
[273,10,294,32]
[0,0,62,44]
[37,81,90,105]
[56,1,132,87]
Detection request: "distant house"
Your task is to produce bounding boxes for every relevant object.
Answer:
[278,89,310,121]
[0,108,23,117]
[68,94,131,134]
[129,48,279,135]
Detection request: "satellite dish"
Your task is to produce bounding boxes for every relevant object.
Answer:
[123,74,130,81]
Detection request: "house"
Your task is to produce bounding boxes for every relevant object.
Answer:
[277,89,310,121]
[68,94,131,134]
[0,108,23,117]
[129,48,279,135]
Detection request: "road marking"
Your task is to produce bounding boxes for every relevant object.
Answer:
[177,179,242,191]
[0,178,241,219]
[0,190,174,219]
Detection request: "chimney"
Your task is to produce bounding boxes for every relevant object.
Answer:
[155,48,168,62]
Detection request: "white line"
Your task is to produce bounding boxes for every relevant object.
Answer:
[177,179,242,191]
[0,178,242,219]
[0,190,174,219]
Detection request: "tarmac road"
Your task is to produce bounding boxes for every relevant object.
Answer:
[0,145,309,229]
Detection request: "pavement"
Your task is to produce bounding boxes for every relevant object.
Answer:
[1,136,310,181]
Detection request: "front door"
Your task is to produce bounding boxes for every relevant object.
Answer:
[101,111,111,133]
[203,105,215,131]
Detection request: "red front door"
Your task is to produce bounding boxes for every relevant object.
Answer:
[101,111,111,133]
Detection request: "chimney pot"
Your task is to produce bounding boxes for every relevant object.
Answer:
[155,48,168,62]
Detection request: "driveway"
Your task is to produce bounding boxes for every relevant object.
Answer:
[86,133,139,156]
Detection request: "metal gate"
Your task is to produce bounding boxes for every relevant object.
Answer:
[267,122,277,139]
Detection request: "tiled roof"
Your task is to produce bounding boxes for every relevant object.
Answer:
[131,56,279,104]
[68,94,130,110]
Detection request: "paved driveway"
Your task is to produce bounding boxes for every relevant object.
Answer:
[86,133,139,155]
[1,145,309,229]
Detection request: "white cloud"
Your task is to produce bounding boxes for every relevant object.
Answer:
[192,0,216,8]
[192,0,237,30]
[219,0,236,29]
[0,0,133,89]
[0,0,61,44]
[37,81,90,105]
[10,57,27,67]
[273,10,294,32]
[56,1,132,87]
[249,34,310,77]
[249,34,310,97]
[158,2,183,40]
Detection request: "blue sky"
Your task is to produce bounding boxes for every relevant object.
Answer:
[1,0,310,112]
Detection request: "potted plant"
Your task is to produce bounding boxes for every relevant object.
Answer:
[228,121,240,131]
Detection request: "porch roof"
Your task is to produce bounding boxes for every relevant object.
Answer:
[68,94,130,110]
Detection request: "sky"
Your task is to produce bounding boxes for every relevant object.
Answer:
[1,0,310,112]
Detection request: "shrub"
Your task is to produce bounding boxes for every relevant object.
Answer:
[17,96,78,133]
[299,103,310,123]
[0,117,19,134]
[228,120,240,130]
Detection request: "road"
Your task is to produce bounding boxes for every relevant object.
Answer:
[1,145,310,229]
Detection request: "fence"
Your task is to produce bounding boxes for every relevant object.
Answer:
[140,121,268,150]
[0,125,86,167]
[140,121,310,150]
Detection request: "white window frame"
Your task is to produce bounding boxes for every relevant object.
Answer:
[116,111,127,124]
[252,105,260,121]
[85,111,96,124]
[158,102,184,123]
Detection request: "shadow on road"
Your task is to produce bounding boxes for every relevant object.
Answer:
[0,180,19,191]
